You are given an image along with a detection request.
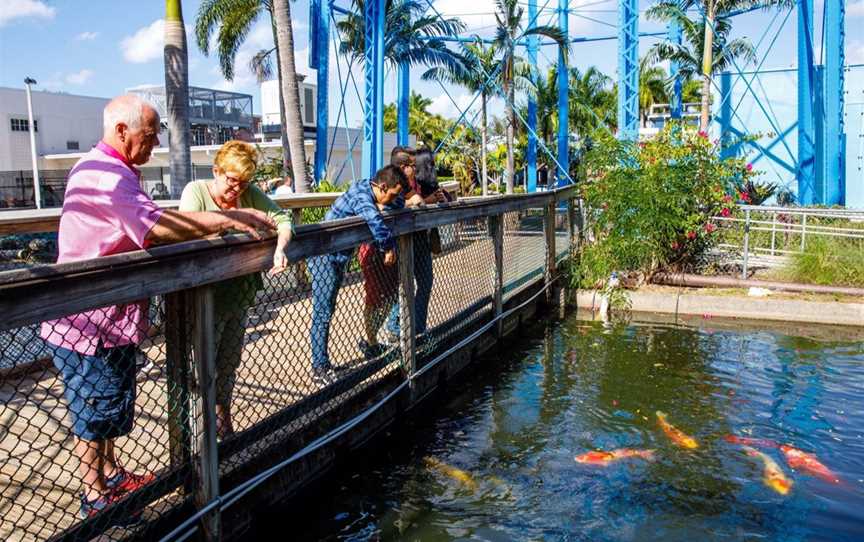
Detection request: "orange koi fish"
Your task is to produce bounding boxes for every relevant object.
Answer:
[724,435,779,449]
[656,411,699,449]
[744,446,793,495]
[780,444,840,484]
[574,448,655,465]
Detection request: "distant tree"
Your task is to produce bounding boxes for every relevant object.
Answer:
[639,57,669,127]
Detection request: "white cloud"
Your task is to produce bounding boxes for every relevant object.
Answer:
[65,69,94,85]
[75,31,99,41]
[849,1,864,17]
[0,0,54,27]
[121,19,192,64]
[121,19,166,63]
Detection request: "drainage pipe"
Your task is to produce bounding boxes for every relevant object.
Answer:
[651,272,864,297]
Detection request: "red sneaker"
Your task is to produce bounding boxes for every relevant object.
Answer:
[106,468,156,494]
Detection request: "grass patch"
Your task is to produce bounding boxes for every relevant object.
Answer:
[784,237,864,287]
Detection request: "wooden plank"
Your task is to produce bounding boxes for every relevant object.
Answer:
[489,215,504,337]
[544,202,557,305]
[397,234,416,386]
[164,291,193,478]
[0,188,574,331]
[191,286,221,541]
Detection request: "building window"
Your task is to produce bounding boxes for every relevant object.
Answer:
[66,141,80,150]
[10,118,37,132]
[304,87,314,124]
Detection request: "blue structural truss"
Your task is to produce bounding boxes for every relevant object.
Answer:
[617,0,639,140]
[310,0,850,205]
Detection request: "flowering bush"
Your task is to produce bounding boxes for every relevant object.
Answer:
[574,123,751,287]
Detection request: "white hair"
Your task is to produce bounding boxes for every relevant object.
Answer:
[102,94,157,135]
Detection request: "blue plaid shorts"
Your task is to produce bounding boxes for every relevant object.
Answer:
[52,343,137,441]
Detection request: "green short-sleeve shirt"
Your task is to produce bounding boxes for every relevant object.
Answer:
[179,181,293,310]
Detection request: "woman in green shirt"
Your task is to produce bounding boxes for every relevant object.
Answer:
[179,140,293,438]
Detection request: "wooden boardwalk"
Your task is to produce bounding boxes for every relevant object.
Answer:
[0,225,569,541]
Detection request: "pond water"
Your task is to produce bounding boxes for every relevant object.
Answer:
[274,315,864,541]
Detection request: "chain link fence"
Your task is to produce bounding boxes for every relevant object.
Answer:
[0,188,577,541]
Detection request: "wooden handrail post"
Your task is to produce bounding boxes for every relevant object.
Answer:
[292,208,308,287]
[489,214,504,337]
[191,285,221,542]
[397,234,416,389]
[543,202,557,305]
[164,290,193,487]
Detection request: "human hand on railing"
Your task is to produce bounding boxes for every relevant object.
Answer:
[222,209,277,239]
[425,189,447,204]
[268,228,293,276]
[383,248,396,266]
[406,193,425,208]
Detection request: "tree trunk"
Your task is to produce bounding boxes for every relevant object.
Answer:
[505,84,515,195]
[269,17,293,182]
[481,94,488,196]
[699,7,716,132]
[164,0,191,199]
[273,0,310,192]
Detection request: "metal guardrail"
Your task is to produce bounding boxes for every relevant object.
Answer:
[0,185,577,541]
[713,205,864,278]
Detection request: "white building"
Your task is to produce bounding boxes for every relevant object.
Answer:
[0,86,107,172]
[259,78,318,139]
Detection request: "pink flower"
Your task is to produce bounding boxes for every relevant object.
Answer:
[697,131,708,139]
[704,223,717,233]
[671,241,680,250]
[686,231,697,240]
[720,207,731,217]
[746,163,753,172]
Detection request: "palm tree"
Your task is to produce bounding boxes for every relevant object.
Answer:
[490,0,568,193]
[423,39,498,195]
[271,0,310,191]
[568,66,616,139]
[647,0,792,131]
[336,0,466,139]
[195,0,309,191]
[638,57,669,127]
[165,0,191,199]
[383,91,450,148]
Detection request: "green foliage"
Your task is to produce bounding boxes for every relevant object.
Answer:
[785,237,864,287]
[573,123,748,288]
[301,179,342,224]
[734,176,777,205]
[253,151,285,183]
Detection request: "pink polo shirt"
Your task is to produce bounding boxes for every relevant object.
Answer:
[40,142,165,354]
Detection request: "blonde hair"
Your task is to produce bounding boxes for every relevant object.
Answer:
[214,140,258,180]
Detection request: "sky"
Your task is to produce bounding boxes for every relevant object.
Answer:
[1,0,862,128]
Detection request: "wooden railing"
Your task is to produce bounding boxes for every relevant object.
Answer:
[0,181,461,236]
[0,185,578,542]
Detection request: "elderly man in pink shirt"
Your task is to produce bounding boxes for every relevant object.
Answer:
[40,95,276,520]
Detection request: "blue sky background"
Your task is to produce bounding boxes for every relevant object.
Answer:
[1,0,862,128]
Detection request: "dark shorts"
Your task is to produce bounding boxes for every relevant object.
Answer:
[52,343,137,441]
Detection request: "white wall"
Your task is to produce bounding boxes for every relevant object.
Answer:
[0,87,107,171]
[260,79,317,127]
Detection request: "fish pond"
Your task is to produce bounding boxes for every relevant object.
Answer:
[273,314,864,541]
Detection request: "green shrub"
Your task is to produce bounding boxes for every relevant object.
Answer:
[785,237,864,287]
[573,123,751,287]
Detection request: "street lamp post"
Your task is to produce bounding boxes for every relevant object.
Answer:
[24,77,41,209]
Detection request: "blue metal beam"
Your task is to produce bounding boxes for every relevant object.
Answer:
[361,0,385,180]
[397,64,409,146]
[667,20,682,119]
[617,0,639,140]
[313,0,330,183]
[556,0,569,184]
[823,0,845,204]
[527,0,538,193]
[797,0,816,204]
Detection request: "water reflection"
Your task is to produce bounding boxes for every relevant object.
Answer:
[264,316,864,541]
